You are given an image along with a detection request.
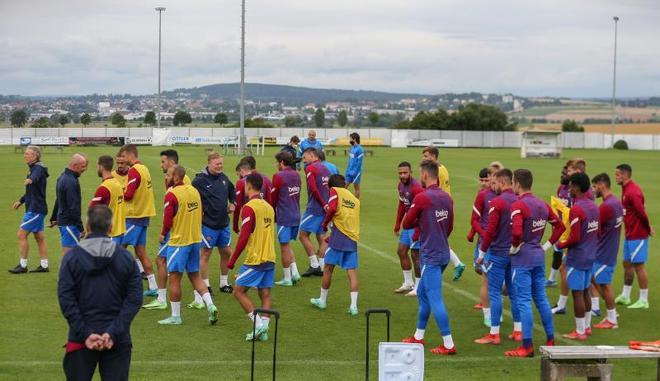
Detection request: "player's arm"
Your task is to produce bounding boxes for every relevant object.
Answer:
[228,205,256,269]
[306,166,326,206]
[394,200,406,234]
[57,256,94,341]
[270,174,281,220]
[160,192,178,239]
[510,201,525,254]
[402,194,425,230]
[322,188,339,231]
[470,191,487,239]
[49,194,59,225]
[227,177,236,205]
[598,202,613,239]
[631,191,652,234]
[263,178,273,205]
[123,167,141,201]
[105,257,142,344]
[479,199,502,259]
[556,206,583,250]
[233,181,245,233]
[89,185,111,208]
[544,204,566,249]
[447,197,454,237]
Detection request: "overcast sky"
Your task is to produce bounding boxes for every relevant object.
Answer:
[1,0,659,97]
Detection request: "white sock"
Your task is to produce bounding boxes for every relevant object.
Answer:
[449,249,462,267]
[483,308,491,320]
[403,270,413,285]
[639,289,648,302]
[136,258,144,273]
[291,262,300,277]
[283,267,292,281]
[146,274,157,290]
[319,257,325,268]
[19,258,28,268]
[310,255,320,268]
[203,278,210,287]
[414,329,425,340]
[171,301,181,317]
[549,268,558,282]
[591,297,600,311]
[220,275,229,287]
[557,294,568,309]
[319,288,329,304]
[193,290,203,304]
[248,312,263,328]
[413,277,420,292]
[157,288,167,303]
[622,285,632,299]
[575,317,585,334]
[442,334,455,349]
[585,311,592,328]
[607,309,618,324]
[40,259,49,268]
[490,325,500,335]
[513,322,522,332]
[350,291,358,309]
[261,316,270,328]
[202,292,214,307]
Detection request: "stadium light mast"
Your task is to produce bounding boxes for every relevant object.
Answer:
[610,16,619,146]
[239,0,246,152]
[156,6,166,129]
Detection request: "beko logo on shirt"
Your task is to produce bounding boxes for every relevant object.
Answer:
[264,216,273,228]
[187,201,200,212]
[435,209,449,221]
[322,176,329,185]
[342,198,355,209]
[288,186,300,195]
[587,220,599,232]
[532,218,546,232]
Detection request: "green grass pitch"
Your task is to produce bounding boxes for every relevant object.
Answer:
[0,146,657,380]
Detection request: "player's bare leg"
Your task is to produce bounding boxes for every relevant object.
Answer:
[158,272,184,325]
[406,249,421,297]
[480,273,491,326]
[628,263,649,309]
[616,261,635,306]
[187,271,218,324]
[352,183,361,199]
[449,248,466,281]
[311,264,334,310]
[552,263,569,314]
[234,285,266,338]
[563,289,589,340]
[594,282,618,329]
[346,269,359,314]
[34,231,48,263]
[316,233,327,267]
[299,231,322,276]
[589,283,602,316]
[219,246,232,290]
[17,230,29,262]
[275,242,297,286]
[394,243,414,293]
[135,245,157,294]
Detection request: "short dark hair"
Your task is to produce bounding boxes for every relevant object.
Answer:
[160,149,179,164]
[398,161,412,170]
[513,169,533,190]
[422,146,439,159]
[616,163,632,176]
[245,172,263,191]
[236,160,251,172]
[98,155,114,172]
[350,132,361,144]
[479,167,490,179]
[119,144,138,157]
[592,173,611,188]
[241,156,256,170]
[303,147,319,158]
[275,151,295,168]
[569,172,590,193]
[318,150,327,161]
[172,165,186,180]
[290,136,300,144]
[87,205,113,235]
[328,174,346,188]
[495,168,513,184]
[419,159,439,179]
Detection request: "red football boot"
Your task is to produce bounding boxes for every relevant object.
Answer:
[585,327,592,336]
[594,319,618,329]
[430,345,457,355]
[474,333,501,345]
[473,303,483,310]
[504,346,534,358]
[562,330,588,341]
[508,331,522,342]
[402,336,426,345]
[545,339,555,346]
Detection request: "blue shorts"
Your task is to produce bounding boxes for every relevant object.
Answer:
[123,223,148,247]
[59,225,81,248]
[20,212,45,233]
[201,225,231,249]
[324,248,358,270]
[236,265,275,289]
[566,267,592,290]
[346,172,361,185]
[592,262,615,285]
[399,228,420,250]
[300,211,324,235]
[166,243,201,273]
[111,235,124,245]
[158,233,170,258]
[623,239,649,264]
[277,225,299,244]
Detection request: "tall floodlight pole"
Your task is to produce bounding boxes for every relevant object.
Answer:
[239,0,246,152]
[156,7,166,129]
[610,16,619,146]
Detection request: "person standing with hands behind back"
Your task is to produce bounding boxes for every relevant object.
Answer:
[58,205,142,381]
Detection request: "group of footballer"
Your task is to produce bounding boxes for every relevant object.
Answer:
[11,136,653,356]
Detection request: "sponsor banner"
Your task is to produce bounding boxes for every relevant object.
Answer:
[126,136,153,145]
[17,136,70,146]
[69,137,124,146]
[408,138,459,148]
[169,136,191,144]
[190,136,238,145]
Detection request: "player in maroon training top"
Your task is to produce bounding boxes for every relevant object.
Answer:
[233,156,272,234]
[614,164,653,310]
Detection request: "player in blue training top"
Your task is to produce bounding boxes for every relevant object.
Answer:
[401,160,456,356]
[297,130,324,170]
[345,132,364,198]
[506,169,565,357]
[318,150,339,175]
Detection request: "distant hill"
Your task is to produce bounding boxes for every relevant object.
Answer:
[164,83,430,104]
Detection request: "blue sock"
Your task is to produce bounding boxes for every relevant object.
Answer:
[523,338,533,349]
[546,334,554,342]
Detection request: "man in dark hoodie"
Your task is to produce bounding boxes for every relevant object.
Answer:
[58,205,142,381]
[10,145,50,274]
[50,153,88,255]
[191,151,236,304]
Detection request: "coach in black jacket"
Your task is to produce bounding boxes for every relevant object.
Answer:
[50,154,87,254]
[193,151,236,294]
[58,205,142,381]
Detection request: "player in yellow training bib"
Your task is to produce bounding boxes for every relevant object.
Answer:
[89,155,126,244]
